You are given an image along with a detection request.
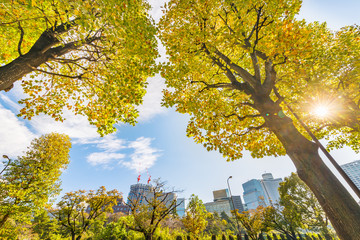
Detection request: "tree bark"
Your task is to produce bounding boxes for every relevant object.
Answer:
[0,21,90,92]
[144,232,153,240]
[263,106,360,240]
[0,49,54,91]
[0,213,10,228]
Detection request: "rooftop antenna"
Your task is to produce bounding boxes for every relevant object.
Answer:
[137,174,141,183]
[146,168,151,184]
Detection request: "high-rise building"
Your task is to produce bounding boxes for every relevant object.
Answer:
[205,199,232,216]
[213,189,229,201]
[231,195,244,213]
[127,182,182,215]
[176,198,186,217]
[261,173,282,205]
[341,160,360,190]
[127,183,153,205]
[243,179,267,210]
[204,189,244,216]
[242,173,282,210]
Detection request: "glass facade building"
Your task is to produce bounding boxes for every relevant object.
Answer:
[341,160,360,190]
[176,198,186,217]
[231,195,244,213]
[242,173,282,210]
[127,183,153,205]
[243,179,268,210]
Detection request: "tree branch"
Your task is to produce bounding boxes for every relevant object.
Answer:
[263,60,277,95]
[30,19,78,54]
[191,80,235,92]
[213,48,259,88]
[28,65,87,80]
[17,22,25,56]
[224,113,261,122]
[233,123,267,137]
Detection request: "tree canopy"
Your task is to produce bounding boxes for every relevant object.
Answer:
[0,133,71,230]
[277,173,332,236]
[182,194,209,237]
[290,25,360,153]
[126,179,180,240]
[159,0,343,159]
[235,206,268,240]
[159,0,360,238]
[51,186,121,240]
[0,0,158,135]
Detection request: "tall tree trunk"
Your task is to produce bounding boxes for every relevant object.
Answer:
[144,232,153,240]
[266,113,360,240]
[0,213,10,228]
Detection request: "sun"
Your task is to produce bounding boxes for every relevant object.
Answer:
[313,105,329,118]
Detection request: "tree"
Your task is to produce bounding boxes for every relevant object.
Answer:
[235,206,269,240]
[205,212,229,236]
[92,220,128,240]
[182,194,208,238]
[0,133,71,230]
[51,186,120,240]
[289,25,360,153]
[158,1,360,239]
[263,205,301,239]
[0,0,158,135]
[32,210,63,240]
[125,179,181,240]
[278,173,333,236]
[263,173,335,239]
[220,211,238,233]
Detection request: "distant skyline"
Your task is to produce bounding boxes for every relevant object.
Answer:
[1,0,359,204]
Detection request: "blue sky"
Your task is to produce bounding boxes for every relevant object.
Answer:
[1,0,360,204]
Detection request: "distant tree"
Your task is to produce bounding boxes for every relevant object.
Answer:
[205,212,227,236]
[92,221,127,240]
[125,179,181,240]
[278,173,334,236]
[262,173,335,239]
[51,186,120,240]
[159,1,360,238]
[182,194,209,237]
[32,210,63,240]
[220,211,238,232]
[263,205,301,240]
[161,215,185,232]
[0,0,158,135]
[0,133,71,231]
[235,206,269,240]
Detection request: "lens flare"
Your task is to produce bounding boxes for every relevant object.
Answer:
[313,105,329,118]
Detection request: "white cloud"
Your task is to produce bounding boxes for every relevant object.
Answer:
[89,135,126,152]
[121,137,161,173]
[1,89,99,142]
[0,103,35,158]
[137,75,168,122]
[85,136,161,172]
[87,152,126,169]
[0,94,21,112]
[30,110,99,140]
